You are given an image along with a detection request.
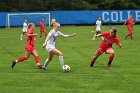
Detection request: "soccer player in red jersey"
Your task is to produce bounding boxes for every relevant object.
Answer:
[11,23,42,69]
[40,19,47,38]
[122,15,135,40]
[90,27,122,67]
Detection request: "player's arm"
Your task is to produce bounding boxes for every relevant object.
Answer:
[26,31,37,37]
[51,20,52,25]
[117,43,122,48]
[122,20,127,28]
[42,31,53,48]
[116,39,122,48]
[95,33,103,38]
[133,20,135,25]
[59,32,76,37]
[42,36,49,48]
[95,24,97,29]
[27,34,37,37]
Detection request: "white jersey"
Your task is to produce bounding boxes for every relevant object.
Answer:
[96,20,102,31]
[46,29,64,48]
[22,22,28,32]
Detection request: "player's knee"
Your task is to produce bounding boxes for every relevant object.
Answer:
[59,53,63,56]
[58,52,63,56]
[110,52,114,56]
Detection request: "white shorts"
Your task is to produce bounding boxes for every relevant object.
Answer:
[22,28,27,32]
[46,46,55,53]
[96,28,101,32]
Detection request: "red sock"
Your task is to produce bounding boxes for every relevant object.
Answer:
[17,56,27,63]
[130,33,132,40]
[109,55,114,63]
[35,56,40,68]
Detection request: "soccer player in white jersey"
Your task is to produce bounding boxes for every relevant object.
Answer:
[41,22,76,71]
[93,17,104,40]
[20,20,28,40]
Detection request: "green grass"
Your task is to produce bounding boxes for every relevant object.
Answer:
[0,25,140,93]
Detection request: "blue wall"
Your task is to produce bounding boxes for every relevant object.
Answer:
[0,10,140,26]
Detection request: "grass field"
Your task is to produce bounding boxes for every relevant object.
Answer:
[0,25,140,93]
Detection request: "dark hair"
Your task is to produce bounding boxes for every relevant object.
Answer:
[110,27,117,33]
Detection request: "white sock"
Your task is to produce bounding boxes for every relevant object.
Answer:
[59,56,64,68]
[44,58,50,68]
[101,36,104,40]
[93,34,96,40]
[20,34,23,40]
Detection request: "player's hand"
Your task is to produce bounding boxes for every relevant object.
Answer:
[34,33,37,36]
[42,43,46,48]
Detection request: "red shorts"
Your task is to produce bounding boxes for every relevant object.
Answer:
[97,47,112,54]
[40,28,45,32]
[127,26,132,31]
[25,45,34,52]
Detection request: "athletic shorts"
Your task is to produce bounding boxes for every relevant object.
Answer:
[97,47,112,54]
[22,28,27,32]
[127,26,132,31]
[46,46,55,53]
[96,28,101,32]
[25,45,34,52]
[40,28,45,32]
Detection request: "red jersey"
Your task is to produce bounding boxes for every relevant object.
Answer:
[99,32,120,48]
[40,20,44,29]
[126,18,135,28]
[26,28,35,46]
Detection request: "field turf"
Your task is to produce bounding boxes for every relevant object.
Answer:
[0,25,140,93]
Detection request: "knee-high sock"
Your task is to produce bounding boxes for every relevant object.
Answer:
[20,34,23,40]
[108,55,114,64]
[93,34,96,40]
[17,56,27,63]
[35,56,40,68]
[130,32,132,40]
[44,58,51,68]
[59,56,64,67]
[101,36,104,40]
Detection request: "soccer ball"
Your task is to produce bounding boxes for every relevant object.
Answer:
[62,65,70,72]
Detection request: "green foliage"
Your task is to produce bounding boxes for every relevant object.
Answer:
[0,0,140,11]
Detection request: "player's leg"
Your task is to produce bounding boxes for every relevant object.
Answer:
[90,50,102,67]
[106,48,114,67]
[20,32,24,40]
[125,28,132,40]
[11,50,31,68]
[129,30,133,40]
[99,30,104,40]
[50,48,64,68]
[43,30,47,37]
[40,31,42,38]
[43,53,54,69]
[93,31,99,40]
[31,49,41,69]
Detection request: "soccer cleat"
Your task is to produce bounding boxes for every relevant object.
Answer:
[39,65,47,69]
[125,37,127,40]
[90,64,93,67]
[108,64,112,68]
[11,61,16,69]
